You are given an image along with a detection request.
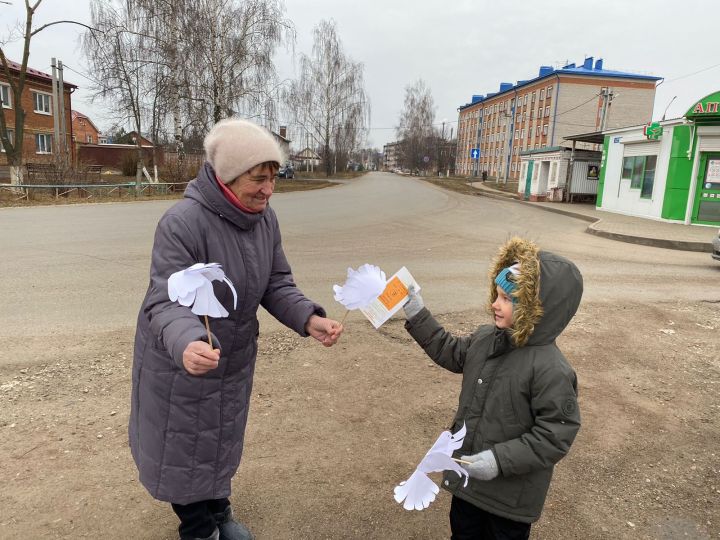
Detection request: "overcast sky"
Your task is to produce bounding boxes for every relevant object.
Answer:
[3,0,718,149]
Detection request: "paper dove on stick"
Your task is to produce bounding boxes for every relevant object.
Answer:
[333,264,386,310]
[394,423,469,511]
[168,262,238,317]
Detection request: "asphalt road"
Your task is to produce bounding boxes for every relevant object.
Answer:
[1,172,717,349]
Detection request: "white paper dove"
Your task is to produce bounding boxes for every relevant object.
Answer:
[333,264,387,310]
[168,262,238,318]
[394,423,469,511]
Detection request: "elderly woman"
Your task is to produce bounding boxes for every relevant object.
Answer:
[129,119,343,540]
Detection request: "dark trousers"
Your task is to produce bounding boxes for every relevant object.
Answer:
[171,498,230,539]
[450,496,531,540]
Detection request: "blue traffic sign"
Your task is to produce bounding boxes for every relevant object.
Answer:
[470,148,480,160]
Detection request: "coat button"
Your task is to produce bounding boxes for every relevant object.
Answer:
[444,480,449,486]
[477,378,483,384]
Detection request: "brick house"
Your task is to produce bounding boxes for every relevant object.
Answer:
[72,110,102,145]
[0,59,76,172]
[455,57,661,182]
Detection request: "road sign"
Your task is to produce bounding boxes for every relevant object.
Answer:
[470,148,480,160]
[423,156,430,163]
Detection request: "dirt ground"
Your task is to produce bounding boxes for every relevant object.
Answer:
[1,298,718,539]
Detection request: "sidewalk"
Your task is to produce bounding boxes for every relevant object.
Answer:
[468,182,714,253]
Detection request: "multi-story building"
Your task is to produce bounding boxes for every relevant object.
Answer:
[455,57,661,182]
[0,59,76,170]
[383,141,400,171]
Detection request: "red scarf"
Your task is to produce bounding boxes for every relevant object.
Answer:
[215,174,262,214]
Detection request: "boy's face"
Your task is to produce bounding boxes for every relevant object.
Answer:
[491,285,514,329]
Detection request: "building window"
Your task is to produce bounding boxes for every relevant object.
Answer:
[86,134,93,143]
[35,133,52,153]
[523,95,528,105]
[540,89,545,100]
[0,83,11,108]
[622,155,657,197]
[536,126,541,136]
[33,91,52,114]
[547,86,553,98]
[0,129,14,151]
[545,106,550,117]
[542,124,549,135]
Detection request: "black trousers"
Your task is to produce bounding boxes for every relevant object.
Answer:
[171,498,230,539]
[450,496,531,540]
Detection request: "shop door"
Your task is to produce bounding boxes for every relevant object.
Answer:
[524,161,534,200]
[691,153,720,225]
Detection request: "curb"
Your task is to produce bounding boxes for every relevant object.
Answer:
[468,184,713,254]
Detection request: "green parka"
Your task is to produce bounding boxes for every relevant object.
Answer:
[404,237,583,523]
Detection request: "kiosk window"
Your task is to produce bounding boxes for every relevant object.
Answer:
[622,155,657,197]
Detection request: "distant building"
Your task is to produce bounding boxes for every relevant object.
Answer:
[455,57,661,183]
[383,141,400,171]
[293,147,321,170]
[597,90,720,227]
[0,59,76,171]
[71,110,101,145]
[273,126,290,162]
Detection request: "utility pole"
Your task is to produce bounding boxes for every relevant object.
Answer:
[599,87,615,132]
[58,60,68,165]
[51,58,61,159]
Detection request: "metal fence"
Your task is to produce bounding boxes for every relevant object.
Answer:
[1,181,189,201]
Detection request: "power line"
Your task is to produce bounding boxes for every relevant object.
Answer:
[60,63,97,84]
[664,62,720,84]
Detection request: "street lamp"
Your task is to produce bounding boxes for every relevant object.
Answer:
[661,95,677,121]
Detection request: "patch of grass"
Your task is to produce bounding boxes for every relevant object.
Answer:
[0,177,338,208]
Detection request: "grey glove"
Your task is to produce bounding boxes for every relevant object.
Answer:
[403,285,424,319]
[461,449,499,481]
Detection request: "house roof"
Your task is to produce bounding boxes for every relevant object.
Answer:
[2,59,78,88]
[71,110,100,133]
[459,57,661,111]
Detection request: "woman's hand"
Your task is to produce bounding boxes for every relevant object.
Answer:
[182,341,220,376]
[305,314,344,347]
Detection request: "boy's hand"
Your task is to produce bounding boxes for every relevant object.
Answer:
[460,450,499,481]
[403,285,424,320]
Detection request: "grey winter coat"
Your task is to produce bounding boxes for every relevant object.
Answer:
[129,163,324,504]
[405,238,583,523]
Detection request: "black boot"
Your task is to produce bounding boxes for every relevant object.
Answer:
[181,527,219,540]
[213,507,254,540]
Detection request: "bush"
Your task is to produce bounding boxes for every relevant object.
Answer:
[121,154,138,177]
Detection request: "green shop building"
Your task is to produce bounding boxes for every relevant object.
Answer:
[597,91,720,226]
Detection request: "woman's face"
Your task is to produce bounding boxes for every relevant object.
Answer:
[228,163,277,211]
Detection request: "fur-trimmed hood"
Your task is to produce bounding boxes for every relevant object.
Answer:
[488,237,583,347]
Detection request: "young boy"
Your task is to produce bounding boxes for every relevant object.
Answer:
[403,237,583,539]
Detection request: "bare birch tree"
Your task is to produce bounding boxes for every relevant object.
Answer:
[396,79,437,174]
[181,0,294,132]
[285,19,369,176]
[82,0,165,184]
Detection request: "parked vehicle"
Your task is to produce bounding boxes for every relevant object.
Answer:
[278,164,294,179]
[712,229,720,261]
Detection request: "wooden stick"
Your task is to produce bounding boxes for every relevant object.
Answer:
[204,314,212,347]
[451,457,473,465]
[340,309,349,325]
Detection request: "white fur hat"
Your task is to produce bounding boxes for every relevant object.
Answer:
[203,118,284,184]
